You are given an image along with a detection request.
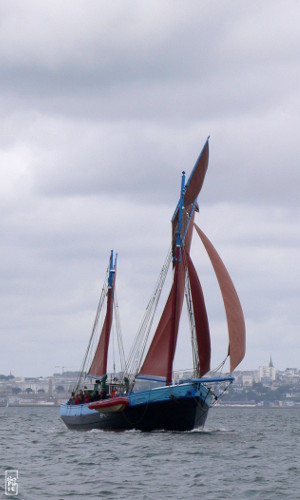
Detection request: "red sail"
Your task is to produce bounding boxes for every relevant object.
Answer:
[185,252,211,376]
[184,139,209,207]
[184,212,195,256]
[194,224,246,372]
[88,278,115,378]
[139,247,186,384]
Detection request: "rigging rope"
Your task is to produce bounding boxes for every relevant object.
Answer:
[184,269,199,377]
[113,287,126,375]
[74,264,109,392]
[124,247,172,380]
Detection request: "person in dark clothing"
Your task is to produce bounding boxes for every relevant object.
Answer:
[100,389,107,400]
[68,392,75,405]
[78,390,84,404]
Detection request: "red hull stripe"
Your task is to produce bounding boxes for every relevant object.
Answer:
[88,396,129,411]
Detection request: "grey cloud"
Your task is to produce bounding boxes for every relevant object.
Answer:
[1,0,300,375]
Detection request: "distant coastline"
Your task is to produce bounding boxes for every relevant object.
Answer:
[1,363,300,408]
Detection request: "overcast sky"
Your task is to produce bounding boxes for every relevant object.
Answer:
[1,0,300,377]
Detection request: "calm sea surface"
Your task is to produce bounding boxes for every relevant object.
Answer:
[1,406,299,499]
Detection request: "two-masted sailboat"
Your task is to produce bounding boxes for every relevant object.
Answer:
[60,138,246,431]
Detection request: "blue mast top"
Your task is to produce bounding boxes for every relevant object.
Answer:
[172,137,210,250]
[108,250,117,288]
[176,171,186,249]
[172,136,209,225]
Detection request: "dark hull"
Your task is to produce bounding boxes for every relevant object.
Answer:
[61,396,209,432]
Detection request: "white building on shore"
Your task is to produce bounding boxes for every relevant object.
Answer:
[258,356,276,383]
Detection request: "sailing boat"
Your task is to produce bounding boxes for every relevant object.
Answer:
[60,138,246,431]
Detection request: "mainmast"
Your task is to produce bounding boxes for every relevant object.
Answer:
[138,139,210,384]
[166,172,186,384]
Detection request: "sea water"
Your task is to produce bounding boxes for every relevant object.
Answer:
[1,406,299,499]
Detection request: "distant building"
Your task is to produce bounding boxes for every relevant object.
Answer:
[282,368,300,383]
[284,368,299,376]
[242,374,254,386]
[258,355,276,384]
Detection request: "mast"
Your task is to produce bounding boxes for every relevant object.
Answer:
[138,140,210,384]
[138,173,187,384]
[88,250,117,378]
[166,172,186,384]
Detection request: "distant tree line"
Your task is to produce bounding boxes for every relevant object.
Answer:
[0,374,15,380]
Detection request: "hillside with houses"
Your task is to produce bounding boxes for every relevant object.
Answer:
[1,358,299,407]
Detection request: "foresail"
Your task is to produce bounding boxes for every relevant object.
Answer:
[185,252,211,376]
[194,224,246,372]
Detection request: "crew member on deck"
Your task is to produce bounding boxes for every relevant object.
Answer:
[78,390,84,404]
[68,392,75,405]
[100,388,107,400]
